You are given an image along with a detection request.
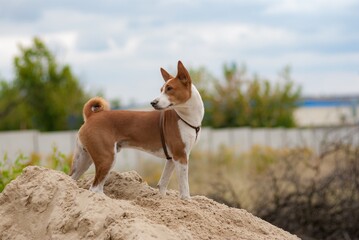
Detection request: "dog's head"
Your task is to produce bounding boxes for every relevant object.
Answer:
[151,61,192,110]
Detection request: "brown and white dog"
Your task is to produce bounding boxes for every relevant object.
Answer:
[70,61,204,199]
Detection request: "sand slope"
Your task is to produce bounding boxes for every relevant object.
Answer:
[0,166,299,240]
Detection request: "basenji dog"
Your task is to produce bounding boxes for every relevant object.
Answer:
[70,61,204,199]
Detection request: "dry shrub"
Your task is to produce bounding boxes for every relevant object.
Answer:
[252,129,359,240]
[188,145,293,209]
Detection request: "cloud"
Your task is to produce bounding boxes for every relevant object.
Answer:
[0,0,358,104]
[0,35,32,79]
[0,0,42,22]
[264,0,358,14]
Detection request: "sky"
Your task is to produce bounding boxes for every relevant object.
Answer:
[0,0,359,105]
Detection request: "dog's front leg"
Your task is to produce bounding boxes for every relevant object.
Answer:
[157,159,175,196]
[175,160,190,200]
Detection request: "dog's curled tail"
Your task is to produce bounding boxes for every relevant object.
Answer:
[83,97,110,122]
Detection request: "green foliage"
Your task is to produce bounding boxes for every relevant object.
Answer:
[0,37,89,131]
[0,147,72,192]
[0,153,29,192]
[191,63,301,128]
[46,145,72,174]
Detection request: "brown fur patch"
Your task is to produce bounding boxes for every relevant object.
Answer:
[162,109,187,164]
[163,79,191,105]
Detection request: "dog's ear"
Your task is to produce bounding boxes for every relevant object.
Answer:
[160,68,173,82]
[176,60,191,85]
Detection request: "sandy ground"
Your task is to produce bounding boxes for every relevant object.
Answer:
[0,166,299,240]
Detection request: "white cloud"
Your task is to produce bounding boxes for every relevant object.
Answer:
[0,36,32,79]
[265,0,358,14]
[0,0,357,104]
[243,52,359,70]
[42,31,78,51]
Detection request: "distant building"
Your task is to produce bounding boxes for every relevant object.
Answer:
[295,95,359,127]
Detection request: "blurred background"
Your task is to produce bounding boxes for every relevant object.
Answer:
[1,1,359,239]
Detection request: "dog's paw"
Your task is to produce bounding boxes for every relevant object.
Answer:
[180,195,191,201]
[157,184,167,197]
[89,185,104,194]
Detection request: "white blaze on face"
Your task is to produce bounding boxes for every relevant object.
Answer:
[155,81,173,109]
[156,93,171,109]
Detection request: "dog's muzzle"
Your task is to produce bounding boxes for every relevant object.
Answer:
[150,100,173,110]
[151,99,159,108]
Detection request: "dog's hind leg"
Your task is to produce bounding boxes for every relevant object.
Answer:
[89,142,117,194]
[70,139,93,180]
[157,159,175,196]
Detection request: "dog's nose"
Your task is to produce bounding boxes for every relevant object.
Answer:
[151,100,158,107]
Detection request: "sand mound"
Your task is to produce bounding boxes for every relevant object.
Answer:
[0,166,299,240]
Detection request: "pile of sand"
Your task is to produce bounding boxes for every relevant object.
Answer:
[0,166,299,240]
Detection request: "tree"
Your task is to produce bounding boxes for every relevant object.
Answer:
[0,80,26,129]
[191,63,301,128]
[0,37,89,131]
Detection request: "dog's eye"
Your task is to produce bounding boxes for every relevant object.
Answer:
[166,86,173,91]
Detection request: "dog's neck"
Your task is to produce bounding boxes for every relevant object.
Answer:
[173,84,204,127]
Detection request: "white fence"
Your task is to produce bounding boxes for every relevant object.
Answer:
[197,126,359,153]
[1,126,358,169]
